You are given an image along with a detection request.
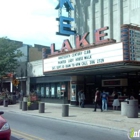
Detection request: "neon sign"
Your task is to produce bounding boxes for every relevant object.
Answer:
[55,0,76,36]
[50,26,114,55]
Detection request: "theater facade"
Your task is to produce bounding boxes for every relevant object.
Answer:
[35,0,140,105]
[42,24,140,105]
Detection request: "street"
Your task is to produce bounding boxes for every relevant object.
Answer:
[2,111,137,140]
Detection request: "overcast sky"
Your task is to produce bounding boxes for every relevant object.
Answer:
[0,0,68,48]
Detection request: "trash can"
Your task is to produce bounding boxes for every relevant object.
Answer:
[62,104,69,117]
[23,97,28,102]
[127,100,138,118]
[22,102,27,111]
[121,101,128,116]
[3,100,8,107]
[39,102,45,113]
[19,101,22,109]
[11,95,16,104]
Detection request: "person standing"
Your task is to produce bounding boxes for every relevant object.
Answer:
[78,90,82,107]
[80,91,85,108]
[112,91,120,110]
[94,88,102,112]
[101,90,108,111]
[129,89,135,100]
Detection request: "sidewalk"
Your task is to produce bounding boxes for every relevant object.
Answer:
[0,103,140,132]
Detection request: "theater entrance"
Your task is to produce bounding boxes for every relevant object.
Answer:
[85,83,95,104]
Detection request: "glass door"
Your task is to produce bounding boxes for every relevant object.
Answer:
[56,83,61,98]
[41,85,45,98]
[36,86,41,98]
[71,84,76,101]
[46,86,50,97]
[51,84,55,97]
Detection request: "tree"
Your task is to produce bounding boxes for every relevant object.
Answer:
[0,37,23,90]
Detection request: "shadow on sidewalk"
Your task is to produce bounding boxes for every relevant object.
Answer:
[45,112,52,113]
[69,115,77,117]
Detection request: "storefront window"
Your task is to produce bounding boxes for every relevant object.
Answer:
[57,84,61,98]
[71,84,76,101]
[36,86,41,98]
[46,86,50,97]
[41,86,45,97]
[61,84,66,98]
[51,84,55,97]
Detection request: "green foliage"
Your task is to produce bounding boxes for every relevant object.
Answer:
[0,37,23,78]
[27,101,39,107]
[27,101,32,107]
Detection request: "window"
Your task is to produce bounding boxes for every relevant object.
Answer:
[46,86,50,97]
[51,84,55,97]
[41,86,45,98]
[56,84,61,98]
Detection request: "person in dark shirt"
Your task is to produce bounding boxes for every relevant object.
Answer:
[94,88,102,112]
[80,91,85,108]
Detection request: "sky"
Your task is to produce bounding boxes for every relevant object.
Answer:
[0,0,68,48]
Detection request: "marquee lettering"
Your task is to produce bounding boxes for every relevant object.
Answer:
[61,39,72,52]
[55,0,74,11]
[95,26,109,44]
[55,0,75,36]
[50,26,112,55]
[56,16,75,36]
[76,32,89,48]
[51,44,59,55]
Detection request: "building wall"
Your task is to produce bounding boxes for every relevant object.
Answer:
[29,44,50,62]
[26,60,44,94]
[15,44,31,79]
[29,47,43,62]
[71,0,140,46]
[27,60,44,77]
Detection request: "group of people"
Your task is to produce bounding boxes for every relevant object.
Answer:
[0,88,24,101]
[94,88,120,111]
[78,88,121,111]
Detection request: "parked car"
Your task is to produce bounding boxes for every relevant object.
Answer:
[0,111,11,140]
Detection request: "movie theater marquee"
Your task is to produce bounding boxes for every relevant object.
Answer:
[43,43,123,72]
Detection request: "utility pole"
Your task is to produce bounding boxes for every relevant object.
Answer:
[20,68,24,92]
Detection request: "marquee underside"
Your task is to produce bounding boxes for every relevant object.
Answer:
[43,62,140,76]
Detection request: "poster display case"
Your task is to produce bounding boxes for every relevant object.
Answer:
[71,84,76,101]
[41,86,45,97]
[46,86,50,97]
